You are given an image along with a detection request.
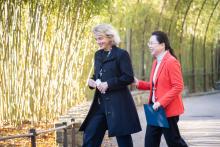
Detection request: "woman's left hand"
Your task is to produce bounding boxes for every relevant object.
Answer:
[97,82,108,94]
[153,102,161,111]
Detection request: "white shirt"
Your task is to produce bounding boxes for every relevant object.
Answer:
[152,51,167,103]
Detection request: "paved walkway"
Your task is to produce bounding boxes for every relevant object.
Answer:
[108,92,220,147]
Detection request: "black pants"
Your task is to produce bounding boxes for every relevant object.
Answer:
[82,99,133,147]
[145,116,188,147]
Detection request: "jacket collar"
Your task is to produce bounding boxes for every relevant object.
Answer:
[150,51,172,85]
[101,45,117,63]
[95,46,118,77]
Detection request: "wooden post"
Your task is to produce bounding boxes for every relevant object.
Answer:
[29,129,36,147]
[71,118,75,147]
[63,122,68,147]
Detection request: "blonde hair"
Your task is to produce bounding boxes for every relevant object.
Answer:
[93,24,121,46]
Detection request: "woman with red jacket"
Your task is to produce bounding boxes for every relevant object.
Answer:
[134,31,188,147]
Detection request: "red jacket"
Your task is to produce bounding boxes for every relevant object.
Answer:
[137,52,184,117]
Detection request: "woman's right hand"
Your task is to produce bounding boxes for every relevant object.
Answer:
[88,79,96,88]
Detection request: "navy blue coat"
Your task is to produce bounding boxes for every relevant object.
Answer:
[79,46,141,137]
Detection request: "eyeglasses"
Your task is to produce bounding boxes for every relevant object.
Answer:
[147,42,159,46]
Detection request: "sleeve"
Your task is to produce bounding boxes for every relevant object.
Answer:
[158,59,184,108]
[137,80,150,90]
[107,50,134,90]
[88,74,95,90]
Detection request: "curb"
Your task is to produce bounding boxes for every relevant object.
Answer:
[185,90,220,98]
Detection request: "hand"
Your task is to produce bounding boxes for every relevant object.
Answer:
[153,102,161,111]
[88,79,96,88]
[95,79,101,87]
[132,76,139,86]
[97,82,108,94]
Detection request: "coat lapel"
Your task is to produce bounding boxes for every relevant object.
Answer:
[150,60,157,84]
[155,52,171,84]
[94,46,117,79]
[103,46,117,63]
[94,50,103,79]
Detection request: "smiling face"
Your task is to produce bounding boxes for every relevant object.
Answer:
[147,35,165,57]
[95,34,112,50]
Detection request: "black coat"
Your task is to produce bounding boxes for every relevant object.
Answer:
[79,46,141,137]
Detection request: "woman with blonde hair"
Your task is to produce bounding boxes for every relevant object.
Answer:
[79,24,141,147]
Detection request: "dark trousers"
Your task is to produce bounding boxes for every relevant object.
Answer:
[82,99,133,147]
[145,116,188,147]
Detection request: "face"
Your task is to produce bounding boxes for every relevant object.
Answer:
[147,35,165,57]
[95,34,112,50]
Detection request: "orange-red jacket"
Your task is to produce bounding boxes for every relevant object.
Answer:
[137,52,184,117]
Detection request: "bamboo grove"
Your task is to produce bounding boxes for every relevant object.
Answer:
[0,0,111,125]
[0,0,220,125]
